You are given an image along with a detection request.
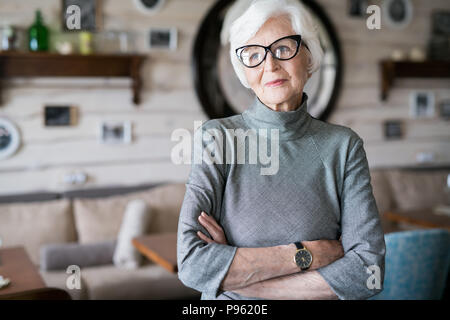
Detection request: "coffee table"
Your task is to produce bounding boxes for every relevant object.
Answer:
[132,232,177,274]
[0,247,46,297]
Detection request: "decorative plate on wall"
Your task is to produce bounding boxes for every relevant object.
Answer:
[134,0,166,14]
[0,117,21,160]
[383,0,413,29]
[192,0,342,121]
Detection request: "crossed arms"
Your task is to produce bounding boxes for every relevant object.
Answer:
[177,128,385,300]
[196,211,342,299]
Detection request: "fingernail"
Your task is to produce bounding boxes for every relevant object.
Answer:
[201,212,206,217]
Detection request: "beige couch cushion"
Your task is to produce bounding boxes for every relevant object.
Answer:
[73,183,186,244]
[387,169,450,211]
[0,199,76,265]
[80,262,200,299]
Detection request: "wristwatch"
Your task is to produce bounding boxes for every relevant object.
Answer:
[293,242,313,270]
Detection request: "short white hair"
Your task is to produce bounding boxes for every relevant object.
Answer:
[225,0,324,89]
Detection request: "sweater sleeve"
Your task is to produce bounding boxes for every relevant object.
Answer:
[316,136,386,300]
[177,122,237,298]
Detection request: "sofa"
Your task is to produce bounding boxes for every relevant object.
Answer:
[368,167,450,234]
[0,182,201,300]
[0,167,449,299]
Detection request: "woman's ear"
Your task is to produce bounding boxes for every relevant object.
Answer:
[303,51,313,79]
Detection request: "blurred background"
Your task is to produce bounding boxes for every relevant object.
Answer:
[0,0,448,300]
[0,0,449,192]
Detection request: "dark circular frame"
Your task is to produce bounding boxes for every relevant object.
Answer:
[191,0,343,121]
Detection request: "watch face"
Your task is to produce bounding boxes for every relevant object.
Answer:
[295,249,312,269]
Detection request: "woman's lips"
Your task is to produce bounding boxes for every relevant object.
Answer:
[265,79,287,87]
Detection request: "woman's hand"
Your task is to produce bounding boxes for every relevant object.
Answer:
[196,211,343,269]
[197,211,228,245]
[302,240,344,270]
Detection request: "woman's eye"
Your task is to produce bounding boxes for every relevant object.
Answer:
[277,46,290,53]
[250,53,261,61]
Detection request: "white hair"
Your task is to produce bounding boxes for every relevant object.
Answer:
[225,0,324,89]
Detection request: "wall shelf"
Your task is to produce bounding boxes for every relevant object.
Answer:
[0,52,146,105]
[380,60,450,101]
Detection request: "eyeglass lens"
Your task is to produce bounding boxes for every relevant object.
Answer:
[240,37,299,67]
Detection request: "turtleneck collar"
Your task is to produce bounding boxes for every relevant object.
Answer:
[241,92,312,140]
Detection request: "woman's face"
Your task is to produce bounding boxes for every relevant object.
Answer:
[243,15,311,111]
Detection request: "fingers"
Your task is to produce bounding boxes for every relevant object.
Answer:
[199,211,223,231]
[197,231,213,243]
[197,211,228,244]
[198,212,222,236]
[198,216,222,240]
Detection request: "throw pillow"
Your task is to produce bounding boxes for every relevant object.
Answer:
[40,240,116,271]
[113,199,152,269]
[72,183,186,244]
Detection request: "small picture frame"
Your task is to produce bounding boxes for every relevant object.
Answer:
[383,120,403,140]
[98,121,132,144]
[62,0,102,31]
[44,106,77,126]
[439,100,450,120]
[410,91,435,118]
[348,0,368,18]
[148,27,177,51]
[0,117,21,160]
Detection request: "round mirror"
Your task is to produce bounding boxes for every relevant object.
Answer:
[192,0,342,121]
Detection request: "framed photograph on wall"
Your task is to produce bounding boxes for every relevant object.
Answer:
[44,106,78,126]
[348,0,368,18]
[410,91,435,118]
[439,100,450,120]
[62,0,102,31]
[147,27,177,51]
[98,121,132,144]
[383,120,403,140]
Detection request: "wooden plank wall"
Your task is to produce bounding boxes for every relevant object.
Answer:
[0,0,449,195]
[320,0,450,168]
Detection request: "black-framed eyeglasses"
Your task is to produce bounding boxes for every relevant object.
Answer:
[235,35,308,68]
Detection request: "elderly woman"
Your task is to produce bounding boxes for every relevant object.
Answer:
[177,0,385,300]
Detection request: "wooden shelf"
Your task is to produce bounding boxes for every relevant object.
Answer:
[380,60,450,101]
[0,52,146,105]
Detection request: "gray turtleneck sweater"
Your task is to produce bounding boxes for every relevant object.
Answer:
[177,94,386,300]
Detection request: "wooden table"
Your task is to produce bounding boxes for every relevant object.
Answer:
[0,247,46,297]
[132,232,178,274]
[385,208,450,230]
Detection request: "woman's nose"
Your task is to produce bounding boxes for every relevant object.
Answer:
[264,51,280,71]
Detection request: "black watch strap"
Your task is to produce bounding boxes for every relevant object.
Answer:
[294,242,304,250]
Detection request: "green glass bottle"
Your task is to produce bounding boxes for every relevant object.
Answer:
[28,10,49,52]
